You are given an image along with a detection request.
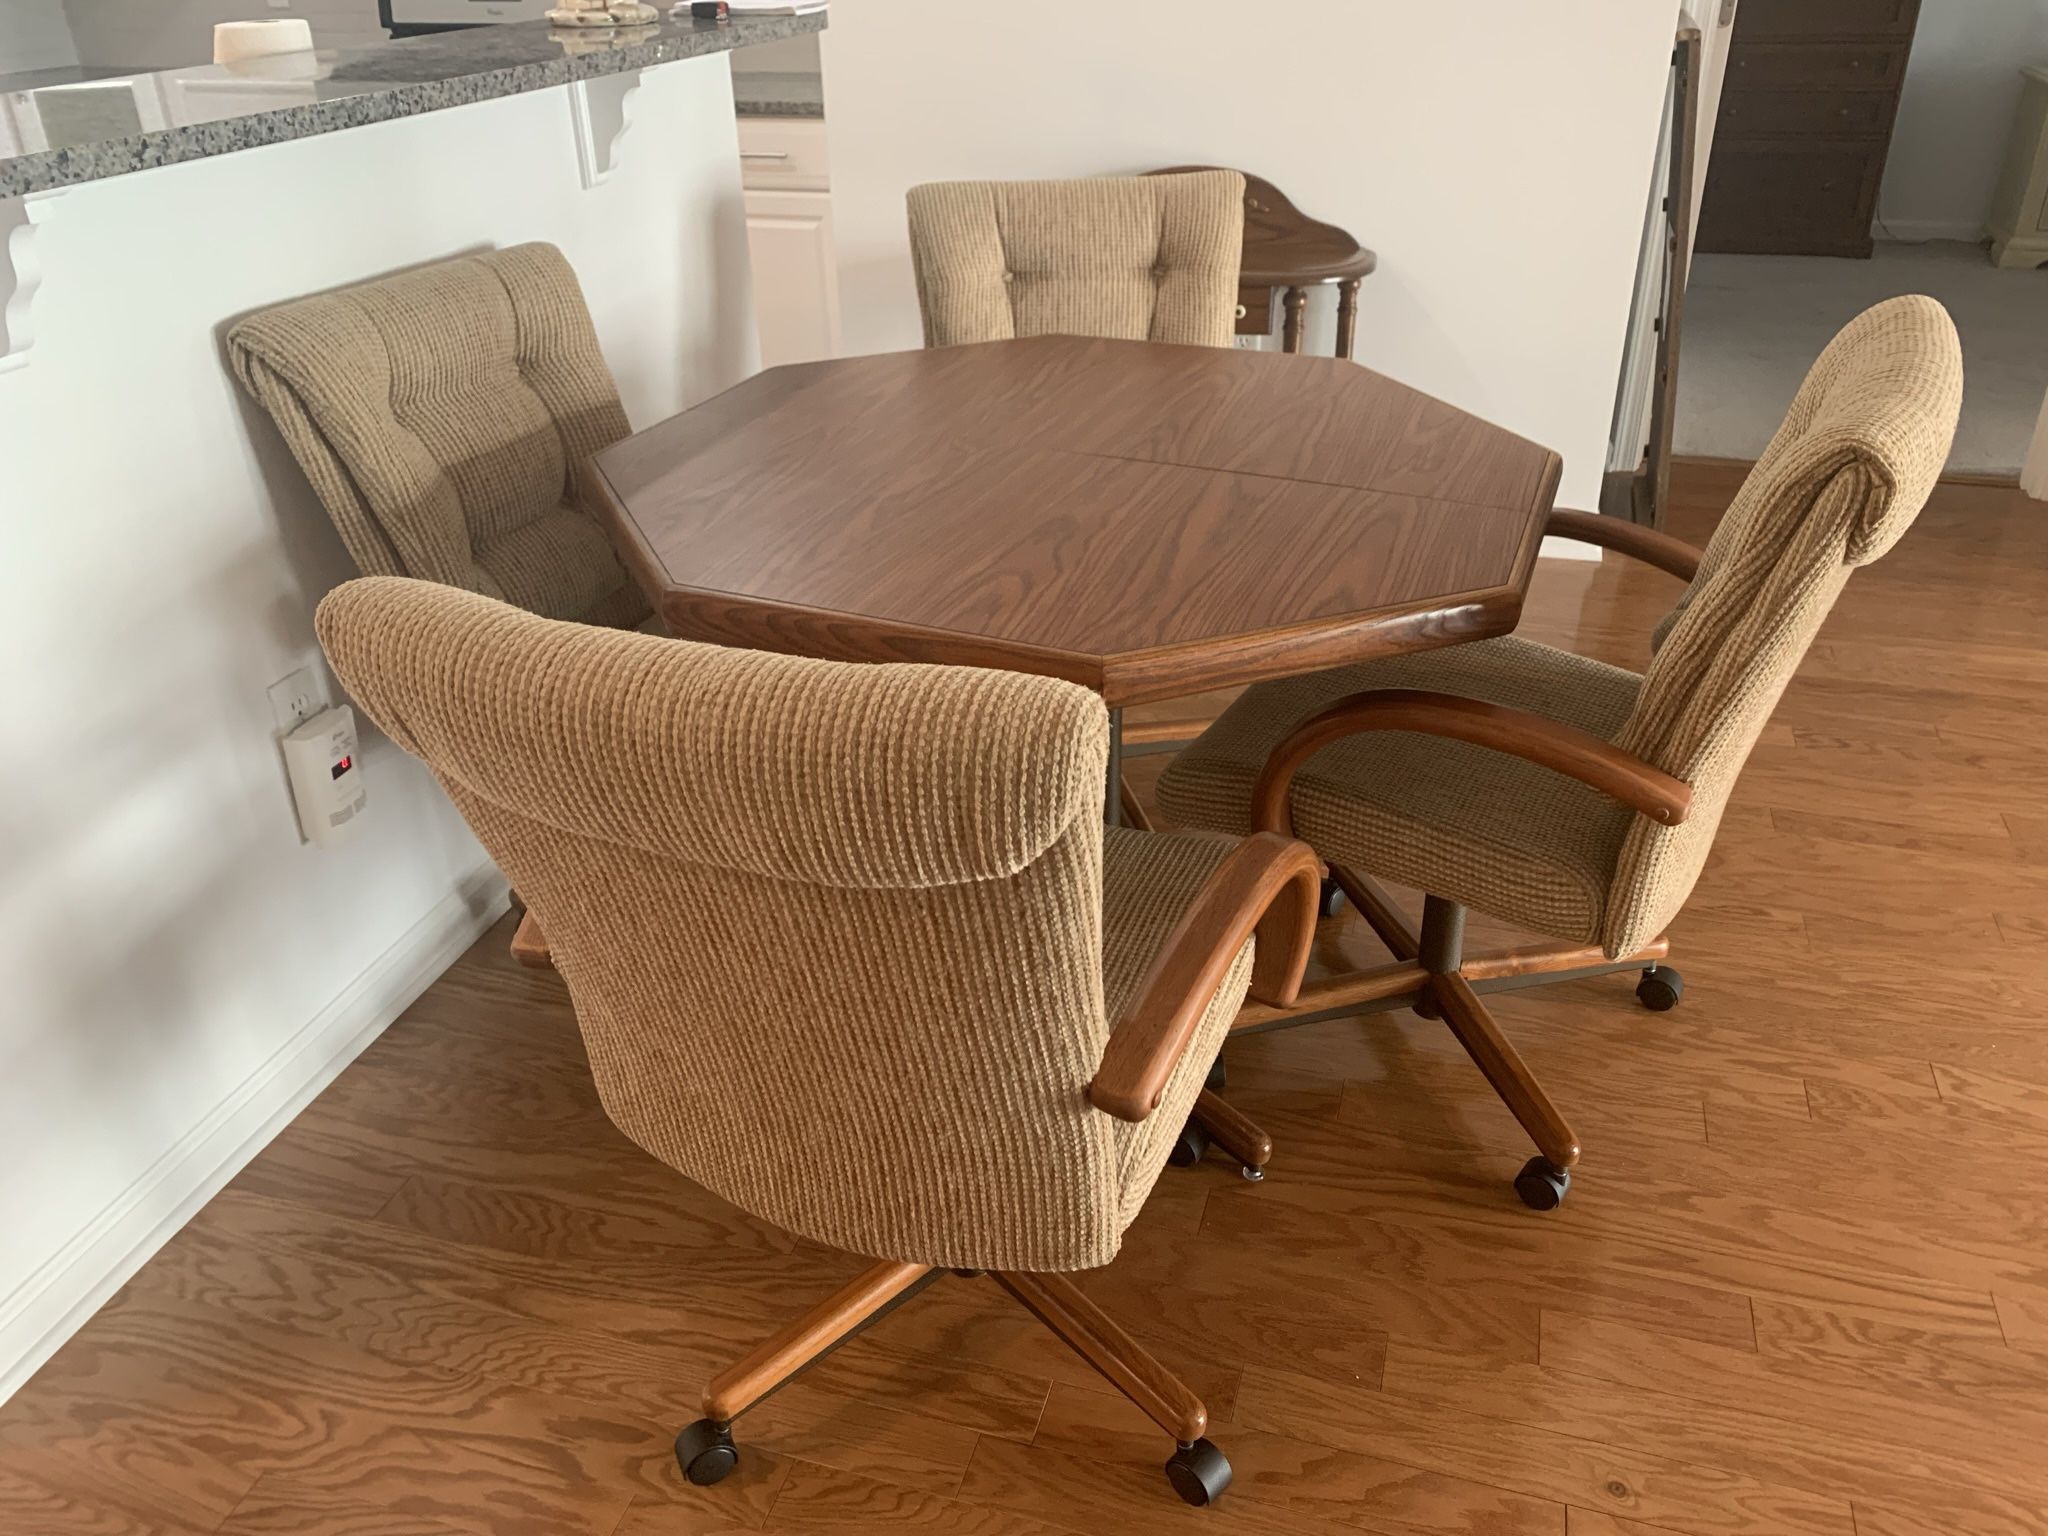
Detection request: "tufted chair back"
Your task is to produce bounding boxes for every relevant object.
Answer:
[906,171,1244,349]
[230,244,648,630]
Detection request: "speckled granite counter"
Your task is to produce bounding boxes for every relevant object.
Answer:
[733,69,823,118]
[0,12,825,199]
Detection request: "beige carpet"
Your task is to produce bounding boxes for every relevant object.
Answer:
[1676,240,2047,476]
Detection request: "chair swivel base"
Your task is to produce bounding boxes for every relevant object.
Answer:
[675,1260,1232,1507]
[1216,872,1680,1210]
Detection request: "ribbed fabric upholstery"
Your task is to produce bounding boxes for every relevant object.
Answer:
[1604,294,1962,954]
[229,244,649,630]
[1158,296,1962,958]
[1156,638,1643,943]
[316,578,1253,1272]
[906,172,1244,348]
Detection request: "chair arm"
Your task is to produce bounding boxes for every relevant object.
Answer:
[1249,688,1693,835]
[1546,509,1702,582]
[1088,832,1322,1124]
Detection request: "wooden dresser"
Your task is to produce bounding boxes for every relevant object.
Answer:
[1698,0,1921,258]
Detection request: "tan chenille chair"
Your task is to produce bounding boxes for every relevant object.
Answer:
[314,577,1321,1507]
[1156,294,1963,1210]
[906,170,1245,350]
[229,243,650,630]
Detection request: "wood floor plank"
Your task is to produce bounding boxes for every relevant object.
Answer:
[1230,1365,1850,1536]
[1381,1341,2048,1536]
[757,1457,1079,1534]
[1537,1312,2048,1501]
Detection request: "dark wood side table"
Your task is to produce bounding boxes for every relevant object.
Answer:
[1151,167,1377,357]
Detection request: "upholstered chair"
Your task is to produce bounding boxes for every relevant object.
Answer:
[315,576,1320,1506]
[229,243,650,630]
[1156,295,1963,1209]
[905,171,1245,349]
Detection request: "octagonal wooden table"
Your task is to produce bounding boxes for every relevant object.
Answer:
[592,336,1561,734]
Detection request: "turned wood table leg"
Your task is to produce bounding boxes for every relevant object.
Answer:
[1335,277,1361,360]
[1282,286,1308,353]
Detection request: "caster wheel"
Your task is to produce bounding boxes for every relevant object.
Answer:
[1636,966,1684,1012]
[1514,1156,1571,1211]
[1317,877,1343,919]
[674,1419,739,1486]
[1168,1118,1211,1168]
[1165,1438,1233,1506]
[1204,1056,1227,1093]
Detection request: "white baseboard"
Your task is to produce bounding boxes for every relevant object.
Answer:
[0,867,510,1405]
[1871,217,1984,245]
[1539,534,1600,562]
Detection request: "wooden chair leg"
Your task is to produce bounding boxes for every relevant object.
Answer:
[1192,1088,1272,1177]
[510,910,553,970]
[701,1260,933,1424]
[1429,969,1581,1172]
[992,1271,1208,1445]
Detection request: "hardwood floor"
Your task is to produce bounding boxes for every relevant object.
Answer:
[6,463,2048,1535]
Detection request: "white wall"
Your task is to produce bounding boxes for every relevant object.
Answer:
[0,0,79,73]
[0,55,759,1401]
[821,0,1681,515]
[1880,0,2048,241]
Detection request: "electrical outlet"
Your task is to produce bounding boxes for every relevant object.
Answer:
[268,666,326,733]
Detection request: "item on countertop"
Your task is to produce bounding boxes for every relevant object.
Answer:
[678,0,826,16]
[213,18,314,64]
[548,0,659,27]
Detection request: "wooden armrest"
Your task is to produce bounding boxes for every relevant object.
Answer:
[1088,832,1322,1124]
[1249,688,1692,835]
[1546,509,1702,582]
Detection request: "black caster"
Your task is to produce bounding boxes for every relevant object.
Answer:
[1317,877,1343,919]
[1169,1118,1211,1168]
[1635,966,1684,1012]
[674,1419,739,1486]
[1165,1438,1233,1506]
[1514,1156,1571,1211]
[1204,1056,1227,1093]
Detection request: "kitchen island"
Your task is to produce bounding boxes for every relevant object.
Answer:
[0,12,817,1399]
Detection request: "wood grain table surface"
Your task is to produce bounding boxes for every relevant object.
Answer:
[594,336,1561,708]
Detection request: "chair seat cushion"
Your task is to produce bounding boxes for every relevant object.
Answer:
[474,506,649,628]
[1155,637,1644,944]
[1099,825,1253,1226]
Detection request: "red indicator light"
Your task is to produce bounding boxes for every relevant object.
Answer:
[330,755,353,780]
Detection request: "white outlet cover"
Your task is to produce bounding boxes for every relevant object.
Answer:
[267,665,325,733]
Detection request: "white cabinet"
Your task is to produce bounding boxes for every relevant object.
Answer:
[738,116,841,366]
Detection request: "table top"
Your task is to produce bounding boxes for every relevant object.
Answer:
[594,337,1560,708]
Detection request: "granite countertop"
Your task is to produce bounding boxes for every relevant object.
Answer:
[1,12,825,199]
[733,69,822,118]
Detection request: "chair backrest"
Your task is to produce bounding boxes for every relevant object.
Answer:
[230,244,647,629]
[906,171,1245,348]
[1602,295,1962,955]
[316,577,1128,1271]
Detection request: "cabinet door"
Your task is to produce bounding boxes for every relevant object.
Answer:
[745,189,842,369]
